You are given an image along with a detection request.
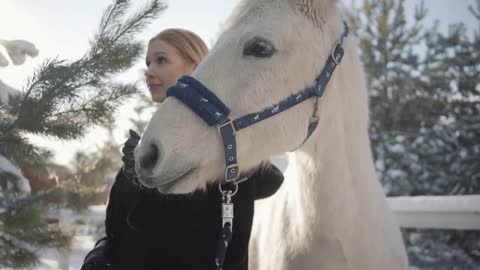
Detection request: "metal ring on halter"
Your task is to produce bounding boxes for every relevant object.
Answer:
[218,181,239,197]
[331,41,343,65]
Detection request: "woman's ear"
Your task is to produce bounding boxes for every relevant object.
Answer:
[253,163,284,200]
[184,62,197,75]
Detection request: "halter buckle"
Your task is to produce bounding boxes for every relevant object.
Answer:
[331,42,344,65]
[225,163,239,182]
[217,119,236,136]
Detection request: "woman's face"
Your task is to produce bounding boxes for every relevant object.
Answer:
[145,39,196,103]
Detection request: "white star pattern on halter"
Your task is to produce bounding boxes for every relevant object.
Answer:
[296,94,302,101]
[215,112,223,118]
[272,105,280,114]
[179,82,188,88]
[201,98,209,102]
[254,114,260,121]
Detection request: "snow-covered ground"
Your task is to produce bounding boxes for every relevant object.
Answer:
[34,206,106,270]
[4,155,478,269]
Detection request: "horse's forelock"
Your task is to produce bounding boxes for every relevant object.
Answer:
[225,0,338,32]
[224,0,273,30]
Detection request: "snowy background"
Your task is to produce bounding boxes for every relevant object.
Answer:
[1,0,479,269]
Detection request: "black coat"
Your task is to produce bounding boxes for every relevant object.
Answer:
[82,132,284,270]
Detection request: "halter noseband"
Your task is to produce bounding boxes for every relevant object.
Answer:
[166,22,349,270]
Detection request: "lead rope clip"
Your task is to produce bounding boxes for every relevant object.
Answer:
[222,191,234,228]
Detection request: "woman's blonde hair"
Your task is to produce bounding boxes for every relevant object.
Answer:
[149,28,208,66]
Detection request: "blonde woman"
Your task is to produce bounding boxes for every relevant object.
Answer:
[81,29,283,270]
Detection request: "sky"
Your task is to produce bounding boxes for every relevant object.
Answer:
[0,0,477,166]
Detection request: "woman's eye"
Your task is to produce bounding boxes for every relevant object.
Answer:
[243,37,276,58]
[157,57,167,64]
[145,56,168,67]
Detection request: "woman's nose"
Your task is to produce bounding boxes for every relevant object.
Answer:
[145,66,154,78]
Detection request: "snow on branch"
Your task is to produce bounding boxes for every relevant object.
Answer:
[0,39,39,66]
[0,51,8,67]
[0,38,38,105]
[0,155,31,193]
[0,80,21,105]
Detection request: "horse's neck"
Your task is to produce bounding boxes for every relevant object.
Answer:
[294,40,379,231]
[251,43,407,269]
[293,109,378,231]
[251,121,399,270]
[251,132,380,270]
[287,126,406,269]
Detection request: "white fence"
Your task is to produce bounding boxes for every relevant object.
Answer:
[387,195,480,230]
[271,156,480,231]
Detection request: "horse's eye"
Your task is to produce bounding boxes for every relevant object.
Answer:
[243,37,276,58]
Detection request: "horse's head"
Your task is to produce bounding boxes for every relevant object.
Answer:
[135,0,347,193]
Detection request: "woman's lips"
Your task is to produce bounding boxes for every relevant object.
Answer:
[148,84,162,92]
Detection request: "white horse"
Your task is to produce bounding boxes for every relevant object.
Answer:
[134,0,408,269]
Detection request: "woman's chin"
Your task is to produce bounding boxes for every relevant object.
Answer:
[149,90,166,103]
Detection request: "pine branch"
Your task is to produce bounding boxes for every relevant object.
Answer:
[113,1,165,43]
[468,0,480,20]
[98,0,131,37]
[4,0,166,140]
[0,235,39,269]
[0,135,43,164]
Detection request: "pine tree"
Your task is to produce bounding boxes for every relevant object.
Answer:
[49,121,122,212]
[347,0,429,195]
[348,0,480,268]
[0,0,166,268]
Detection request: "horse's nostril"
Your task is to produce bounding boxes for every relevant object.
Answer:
[139,144,160,171]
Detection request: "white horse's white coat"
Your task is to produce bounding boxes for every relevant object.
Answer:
[135,0,408,268]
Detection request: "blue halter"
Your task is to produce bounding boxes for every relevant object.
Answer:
[167,22,349,184]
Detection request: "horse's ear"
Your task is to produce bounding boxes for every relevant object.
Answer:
[292,0,338,26]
